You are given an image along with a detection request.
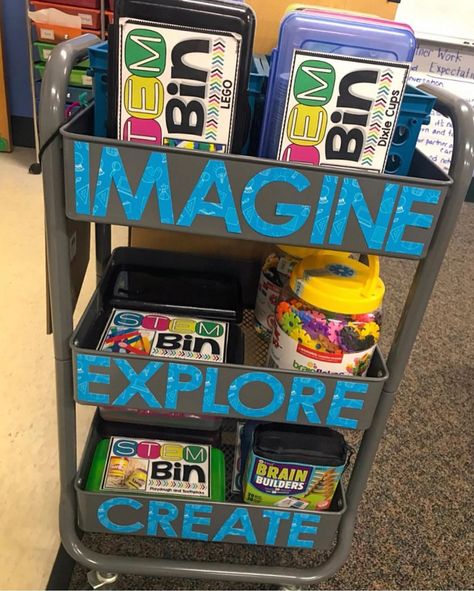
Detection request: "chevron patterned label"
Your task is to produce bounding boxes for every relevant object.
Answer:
[278,51,409,173]
[99,309,229,364]
[102,437,211,498]
[118,18,241,153]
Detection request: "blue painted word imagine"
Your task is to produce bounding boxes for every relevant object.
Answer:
[74,142,442,256]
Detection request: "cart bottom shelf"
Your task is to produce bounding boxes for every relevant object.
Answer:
[76,413,347,550]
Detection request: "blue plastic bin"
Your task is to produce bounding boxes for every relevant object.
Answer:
[386,85,436,176]
[242,54,271,155]
[88,42,271,148]
[88,41,108,137]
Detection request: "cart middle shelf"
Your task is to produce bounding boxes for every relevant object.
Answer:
[72,246,388,430]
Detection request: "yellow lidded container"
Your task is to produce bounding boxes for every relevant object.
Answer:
[269,252,384,376]
[254,246,335,341]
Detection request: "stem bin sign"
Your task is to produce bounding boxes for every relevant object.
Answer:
[118,19,241,153]
[278,51,410,173]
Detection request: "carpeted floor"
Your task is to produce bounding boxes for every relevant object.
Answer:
[70,203,474,590]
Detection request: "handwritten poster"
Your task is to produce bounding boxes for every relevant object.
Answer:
[409,42,474,173]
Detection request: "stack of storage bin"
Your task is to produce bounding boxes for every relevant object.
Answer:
[30,0,106,109]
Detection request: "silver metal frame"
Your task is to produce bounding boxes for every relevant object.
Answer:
[39,35,474,586]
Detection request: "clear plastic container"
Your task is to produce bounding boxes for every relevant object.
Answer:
[254,245,319,341]
[268,252,384,376]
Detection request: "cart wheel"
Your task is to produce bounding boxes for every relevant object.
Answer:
[28,162,42,175]
[86,570,118,589]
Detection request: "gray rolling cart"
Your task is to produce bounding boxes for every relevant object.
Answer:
[39,34,474,589]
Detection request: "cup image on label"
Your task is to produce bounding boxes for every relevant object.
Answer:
[86,437,226,502]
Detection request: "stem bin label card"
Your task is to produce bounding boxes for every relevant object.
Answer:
[278,51,410,173]
[118,18,241,153]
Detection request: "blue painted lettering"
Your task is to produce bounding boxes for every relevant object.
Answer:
[182,504,212,541]
[176,160,241,233]
[385,186,441,256]
[74,142,443,256]
[76,356,374,427]
[202,367,229,415]
[262,509,291,546]
[288,513,320,549]
[286,377,325,423]
[326,381,368,429]
[113,359,162,408]
[74,142,174,222]
[164,363,203,409]
[97,497,143,534]
[76,354,110,404]
[310,175,338,243]
[228,373,285,418]
[329,179,398,249]
[147,501,178,537]
[96,499,323,548]
[241,168,311,238]
[213,508,257,544]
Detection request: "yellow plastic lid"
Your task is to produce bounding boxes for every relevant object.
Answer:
[277,244,321,259]
[289,252,385,314]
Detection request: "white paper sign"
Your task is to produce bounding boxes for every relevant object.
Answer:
[396,0,474,45]
[118,18,241,153]
[278,51,410,173]
[409,42,474,173]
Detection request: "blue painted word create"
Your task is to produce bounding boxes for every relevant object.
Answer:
[73,141,443,256]
[76,354,371,429]
[97,497,323,548]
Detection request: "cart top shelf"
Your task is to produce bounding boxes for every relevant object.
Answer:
[62,106,452,261]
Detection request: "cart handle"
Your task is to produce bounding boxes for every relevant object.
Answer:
[39,34,99,148]
[39,34,99,358]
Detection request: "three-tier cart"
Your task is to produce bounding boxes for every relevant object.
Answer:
[39,34,474,588]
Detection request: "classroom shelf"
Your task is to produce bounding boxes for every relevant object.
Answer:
[76,413,346,549]
[62,106,452,260]
[31,1,102,30]
[34,41,89,67]
[35,62,92,87]
[72,247,388,430]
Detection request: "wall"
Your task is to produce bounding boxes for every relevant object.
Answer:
[1,0,34,146]
[248,0,398,54]
[396,0,474,41]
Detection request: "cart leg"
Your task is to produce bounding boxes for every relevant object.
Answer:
[86,570,119,589]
